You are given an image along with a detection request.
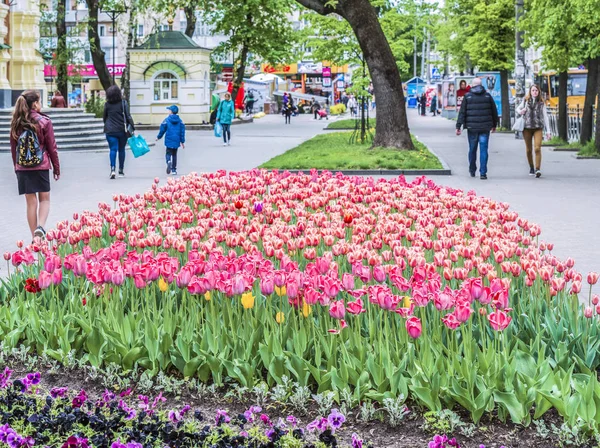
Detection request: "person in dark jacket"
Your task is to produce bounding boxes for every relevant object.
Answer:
[51,91,67,108]
[456,78,498,180]
[419,93,427,116]
[430,94,438,116]
[10,90,60,240]
[156,105,186,176]
[103,85,135,179]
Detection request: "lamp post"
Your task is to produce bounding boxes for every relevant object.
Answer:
[100,6,127,82]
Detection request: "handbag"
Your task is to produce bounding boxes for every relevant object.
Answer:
[128,134,150,158]
[214,121,223,138]
[512,116,525,132]
[122,101,135,138]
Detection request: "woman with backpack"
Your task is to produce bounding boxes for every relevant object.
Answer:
[10,90,60,240]
[516,84,551,178]
[103,85,135,179]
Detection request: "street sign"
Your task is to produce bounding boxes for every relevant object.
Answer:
[431,67,441,80]
[323,77,332,87]
[337,80,344,89]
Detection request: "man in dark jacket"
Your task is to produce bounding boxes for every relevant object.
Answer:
[456,78,498,180]
[156,105,185,176]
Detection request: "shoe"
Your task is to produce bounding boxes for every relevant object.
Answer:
[118,170,125,178]
[110,169,116,180]
[480,175,488,180]
[227,142,231,146]
[529,167,535,175]
[223,143,227,146]
[535,170,541,178]
[470,172,475,178]
[172,170,177,176]
[166,161,172,175]
[33,226,45,239]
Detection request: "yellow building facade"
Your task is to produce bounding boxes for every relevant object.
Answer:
[0,0,47,108]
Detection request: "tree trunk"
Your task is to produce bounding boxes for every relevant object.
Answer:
[230,42,248,106]
[500,69,510,129]
[86,0,114,90]
[580,57,599,145]
[557,71,568,142]
[184,5,197,38]
[122,11,136,103]
[295,0,414,150]
[56,0,68,100]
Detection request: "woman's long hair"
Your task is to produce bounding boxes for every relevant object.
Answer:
[11,90,40,140]
[525,84,543,103]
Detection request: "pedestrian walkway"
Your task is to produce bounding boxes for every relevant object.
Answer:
[405,109,600,287]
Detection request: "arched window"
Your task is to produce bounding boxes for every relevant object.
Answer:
[153,72,179,101]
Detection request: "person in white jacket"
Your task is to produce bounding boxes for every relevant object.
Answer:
[516,85,551,178]
[348,95,358,117]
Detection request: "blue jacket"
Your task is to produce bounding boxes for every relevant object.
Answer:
[217,100,235,124]
[157,114,186,149]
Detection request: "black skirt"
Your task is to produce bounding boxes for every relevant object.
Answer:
[16,170,50,195]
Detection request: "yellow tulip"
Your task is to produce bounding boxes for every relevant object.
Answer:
[276,311,285,324]
[158,277,168,293]
[402,296,412,308]
[275,286,287,297]
[241,292,255,309]
[204,292,211,301]
[302,302,312,318]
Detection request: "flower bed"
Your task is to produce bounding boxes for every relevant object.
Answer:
[2,170,600,435]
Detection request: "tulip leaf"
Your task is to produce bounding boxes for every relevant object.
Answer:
[493,391,526,424]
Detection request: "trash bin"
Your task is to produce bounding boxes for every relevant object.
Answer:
[408,97,418,109]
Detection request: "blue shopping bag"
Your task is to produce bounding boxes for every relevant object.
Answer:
[128,134,150,158]
[214,121,223,138]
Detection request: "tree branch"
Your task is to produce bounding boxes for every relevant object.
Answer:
[294,0,339,16]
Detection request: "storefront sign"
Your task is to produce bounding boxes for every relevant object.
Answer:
[44,64,126,78]
[261,63,297,74]
[322,66,331,78]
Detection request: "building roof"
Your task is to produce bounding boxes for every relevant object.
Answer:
[135,31,208,50]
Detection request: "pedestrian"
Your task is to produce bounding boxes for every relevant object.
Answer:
[216,92,234,146]
[156,105,186,176]
[516,84,551,178]
[456,77,498,180]
[244,90,255,115]
[430,93,438,116]
[348,95,358,117]
[311,98,321,120]
[103,85,134,179]
[9,90,60,240]
[283,95,294,124]
[419,93,427,116]
[325,98,331,120]
[50,90,67,108]
[371,94,376,111]
[342,93,349,107]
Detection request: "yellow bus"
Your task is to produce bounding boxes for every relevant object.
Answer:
[535,70,588,108]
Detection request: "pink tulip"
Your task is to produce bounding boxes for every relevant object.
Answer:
[260,277,274,295]
[322,277,341,299]
[466,278,484,301]
[176,268,192,288]
[454,301,473,322]
[231,275,246,295]
[442,313,461,330]
[372,265,386,283]
[488,309,512,331]
[346,298,366,315]
[286,281,299,299]
[434,290,455,311]
[38,270,52,290]
[51,268,62,285]
[587,272,599,286]
[585,307,593,318]
[342,273,355,291]
[406,316,422,339]
[329,300,345,320]
[570,280,582,295]
[274,271,286,287]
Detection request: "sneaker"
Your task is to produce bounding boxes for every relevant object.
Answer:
[110,169,116,180]
[33,226,45,239]
[529,167,535,176]
[171,170,177,176]
[227,142,231,146]
[535,170,541,178]
[166,161,172,175]
[118,170,125,178]
[223,142,227,146]
[469,172,475,178]
[480,175,488,180]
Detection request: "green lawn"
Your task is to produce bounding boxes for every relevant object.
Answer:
[326,118,376,130]
[259,131,443,170]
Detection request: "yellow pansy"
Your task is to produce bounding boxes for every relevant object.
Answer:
[241,292,255,309]
[302,302,312,318]
[402,296,412,308]
[158,277,168,293]
[276,312,285,324]
[275,286,287,297]
[204,292,211,301]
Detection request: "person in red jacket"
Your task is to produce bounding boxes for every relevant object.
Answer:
[10,90,60,240]
[50,91,67,108]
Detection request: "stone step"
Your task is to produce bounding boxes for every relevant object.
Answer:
[0,133,107,144]
[0,113,97,122]
[0,122,104,133]
[0,141,109,152]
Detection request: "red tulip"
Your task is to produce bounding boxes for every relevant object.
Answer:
[346,298,366,315]
[488,309,511,331]
[405,316,422,339]
[329,300,345,320]
[3,252,10,261]
[343,214,353,224]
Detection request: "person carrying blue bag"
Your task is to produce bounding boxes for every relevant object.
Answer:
[156,105,186,175]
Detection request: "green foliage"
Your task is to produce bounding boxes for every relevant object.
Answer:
[330,104,346,115]
[84,96,105,118]
[259,131,442,169]
[327,118,376,130]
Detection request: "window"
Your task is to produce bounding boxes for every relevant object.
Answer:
[159,24,170,31]
[153,72,178,101]
[84,50,91,63]
[568,74,587,97]
[137,24,144,37]
[99,25,105,37]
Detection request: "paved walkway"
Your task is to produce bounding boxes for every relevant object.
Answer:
[0,110,598,288]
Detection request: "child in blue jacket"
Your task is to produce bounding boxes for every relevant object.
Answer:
[156,105,186,175]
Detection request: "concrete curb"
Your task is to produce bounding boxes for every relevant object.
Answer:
[574,155,600,160]
[270,168,451,176]
[551,147,580,152]
[135,117,254,131]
